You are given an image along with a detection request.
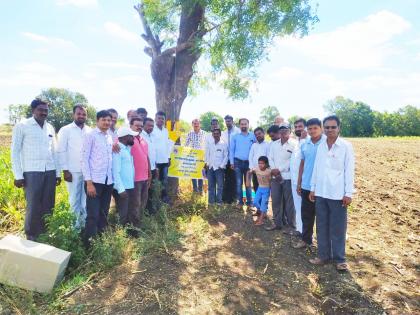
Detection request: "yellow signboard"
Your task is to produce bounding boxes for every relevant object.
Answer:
[168,145,205,179]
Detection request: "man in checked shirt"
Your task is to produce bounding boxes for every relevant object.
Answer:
[11,99,61,241]
[185,118,206,194]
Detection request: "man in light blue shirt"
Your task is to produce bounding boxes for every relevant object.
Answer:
[294,118,326,249]
[230,118,255,208]
[112,127,139,233]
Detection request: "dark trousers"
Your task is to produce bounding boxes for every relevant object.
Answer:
[156,163,169,202]
[222,161,236,203]
[133,180,148,221]
[234,158,252,205]
[192,179,203,193]
[84,181,113,246]
[315,197,347,263]
[146,170,159,214]
[23,171,56,240]
[114,188,138,227]
[270,178,296,229]
[207,168,224,204]
[301,189,316,245]
[252,173,259,192]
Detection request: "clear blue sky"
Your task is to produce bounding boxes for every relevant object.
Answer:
[0,0,419,125]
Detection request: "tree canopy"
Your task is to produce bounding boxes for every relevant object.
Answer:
[325,96,420,137]
[199,111,225,132]
[136,0,318,120]
[257,106,280,131]
[36,88,96,131]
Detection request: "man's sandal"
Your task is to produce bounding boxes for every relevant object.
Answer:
[309,257,328,265]
[336,263,349,272]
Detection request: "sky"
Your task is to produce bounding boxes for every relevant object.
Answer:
[0,0,419,126]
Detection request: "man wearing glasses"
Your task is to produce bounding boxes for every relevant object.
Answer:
[308,115,355,272]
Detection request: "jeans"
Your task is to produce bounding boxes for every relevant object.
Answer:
[291,181,303,233]
[301,189,316,245]
[253,187,270,213]
[315,196,347,263]
[270,178,296,229]
[207,168,224,204]
[222,161,236,203]
[84,181,113,246]
[65,172,86,229]
[23,170,56,240]
[156,163,169,202]
[234,158,252,205]
[192,179,203,193]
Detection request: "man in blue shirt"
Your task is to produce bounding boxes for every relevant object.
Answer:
[112,127,139,235]
[293,118,326,249]
[230,118,255,208]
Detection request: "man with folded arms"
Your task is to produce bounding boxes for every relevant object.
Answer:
[130,117,152,221]
[112,127,138,234]
[152,111,173,203]
[293,118,325,249]
[309,115,355,272]
[81,110,114,247]
[57,104,91,228]
[11,99,61,240]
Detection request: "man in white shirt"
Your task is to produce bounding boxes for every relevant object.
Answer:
[142,117,158,214]
[205,117,220,148]
[221,115,240,203]
[153,111,174,203]
[309,115,355,271]
[248,127,269,192]
[266,123,297,233]
[290,118,308,234]
[57,105,91,228]
[204,129,228,205]
[11,99,61,240]
[107,108,119,141]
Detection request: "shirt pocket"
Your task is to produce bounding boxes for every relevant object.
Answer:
[328,154,344,171]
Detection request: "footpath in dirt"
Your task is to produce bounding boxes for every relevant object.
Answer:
[62,138,420,314]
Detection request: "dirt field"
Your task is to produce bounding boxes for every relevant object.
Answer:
[57,138,419,315]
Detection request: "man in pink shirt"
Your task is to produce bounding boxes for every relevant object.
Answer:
[130,117,151,229]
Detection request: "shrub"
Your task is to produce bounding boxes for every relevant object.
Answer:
[38,201,86,270]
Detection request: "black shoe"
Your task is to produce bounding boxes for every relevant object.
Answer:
[264,225,281,231]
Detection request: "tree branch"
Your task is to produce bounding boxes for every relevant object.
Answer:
[134,3,162,57]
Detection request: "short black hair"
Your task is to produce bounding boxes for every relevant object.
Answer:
[294,118,307,126]
[211,117,219,123]
[224,115,233,121]
[323,115,340,127]
[212,128,221,134]
[144,117,154,124]
[137,107,148,115]
[238,118,249,124]
[30,98,48,109]
[254,127,264,134]
[73,104,87,113]
[130,117,143,125]
[267,125,280,134]
[155,111,166,118]
[258,156,269,165]
[307,118,322,127]
[97,110,112,120]
[107,108,118,116]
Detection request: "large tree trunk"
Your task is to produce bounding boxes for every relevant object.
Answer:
[141,2,204,200]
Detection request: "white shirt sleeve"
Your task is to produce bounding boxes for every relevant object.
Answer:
[268,142,276,170]
[11,123,24,180]
[248,144,255,170]
[344,142,355,198]
[221,143,228,168]
[51,126,60,177]
[310,147,321,193]
[56,126,68,171]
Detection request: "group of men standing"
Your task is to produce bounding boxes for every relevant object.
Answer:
[188,114,355,271]
[11,99,355,270]
[11,99,172,246]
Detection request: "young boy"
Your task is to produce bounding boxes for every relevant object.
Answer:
[247,156,271,225]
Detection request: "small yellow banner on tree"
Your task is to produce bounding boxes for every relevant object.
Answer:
[168,145,205,179]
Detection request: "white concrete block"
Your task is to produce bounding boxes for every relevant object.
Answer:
[0,234,71,293]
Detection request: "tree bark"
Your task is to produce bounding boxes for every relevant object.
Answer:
[136,2,205,199]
